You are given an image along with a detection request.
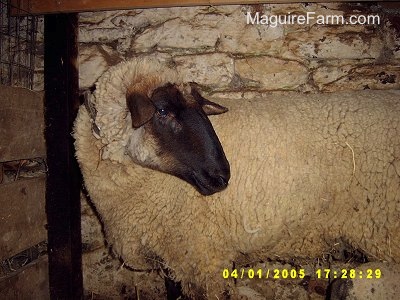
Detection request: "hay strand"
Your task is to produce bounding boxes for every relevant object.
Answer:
[345,141,356,176]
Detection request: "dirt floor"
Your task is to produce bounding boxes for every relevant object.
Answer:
[81,242,370,299]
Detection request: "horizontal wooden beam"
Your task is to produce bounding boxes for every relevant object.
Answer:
[11,0,399,15]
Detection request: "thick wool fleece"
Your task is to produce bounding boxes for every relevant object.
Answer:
[74,57,400,298]
[92,56,181,163]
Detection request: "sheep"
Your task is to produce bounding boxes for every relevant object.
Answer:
[74,56,400,298]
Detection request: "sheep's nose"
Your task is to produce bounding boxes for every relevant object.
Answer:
[213,166,230,188]
[217,175,229,187]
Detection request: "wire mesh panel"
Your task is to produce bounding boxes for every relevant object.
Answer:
[0,0,37,89]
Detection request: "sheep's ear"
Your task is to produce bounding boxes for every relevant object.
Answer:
[190,85,228,115]
[202,99,229,115]
[126,93,156,128]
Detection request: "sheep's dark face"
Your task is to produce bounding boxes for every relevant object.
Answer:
[126,83,230,196]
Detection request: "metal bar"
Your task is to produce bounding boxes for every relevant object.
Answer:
[29,15,37,89]
[1,0,37,88]
[0,1,4,84]
[44,13,83,300]
[7,2,12,86]
[15,6,20,86]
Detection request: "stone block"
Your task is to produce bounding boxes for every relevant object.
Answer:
[79,44,122,89]
[132,18,220,53]
[286,26,385,60]
[235,56,308,90]
[313,63,400,91]
[174,53,234,89]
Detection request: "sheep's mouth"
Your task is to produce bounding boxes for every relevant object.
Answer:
[190,172,229,196]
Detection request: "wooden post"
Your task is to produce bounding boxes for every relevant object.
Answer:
[44,13,83,299]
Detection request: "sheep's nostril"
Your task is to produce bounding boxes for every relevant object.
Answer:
[217,175,229,187]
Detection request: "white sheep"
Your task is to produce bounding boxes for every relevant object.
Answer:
[74,56,400,298]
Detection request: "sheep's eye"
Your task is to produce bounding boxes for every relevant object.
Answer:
[157,108,168,117]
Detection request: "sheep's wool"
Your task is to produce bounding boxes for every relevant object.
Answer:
[74,54,400,298]
[92,56,181,163]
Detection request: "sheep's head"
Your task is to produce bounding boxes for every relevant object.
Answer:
[126,83,230,196]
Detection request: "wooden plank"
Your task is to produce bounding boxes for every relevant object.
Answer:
[0,255,50,300]
[0,177,46,260]
[12,0,398,15]
[0,86,45,162]
[44,13,83,299]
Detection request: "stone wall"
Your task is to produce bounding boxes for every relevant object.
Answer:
[73,3,400,97]
[34,3,400,94]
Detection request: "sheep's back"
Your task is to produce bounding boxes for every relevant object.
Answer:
[209,90,400,262]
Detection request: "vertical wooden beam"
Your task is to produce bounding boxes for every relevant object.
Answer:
[44,14,83,299]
